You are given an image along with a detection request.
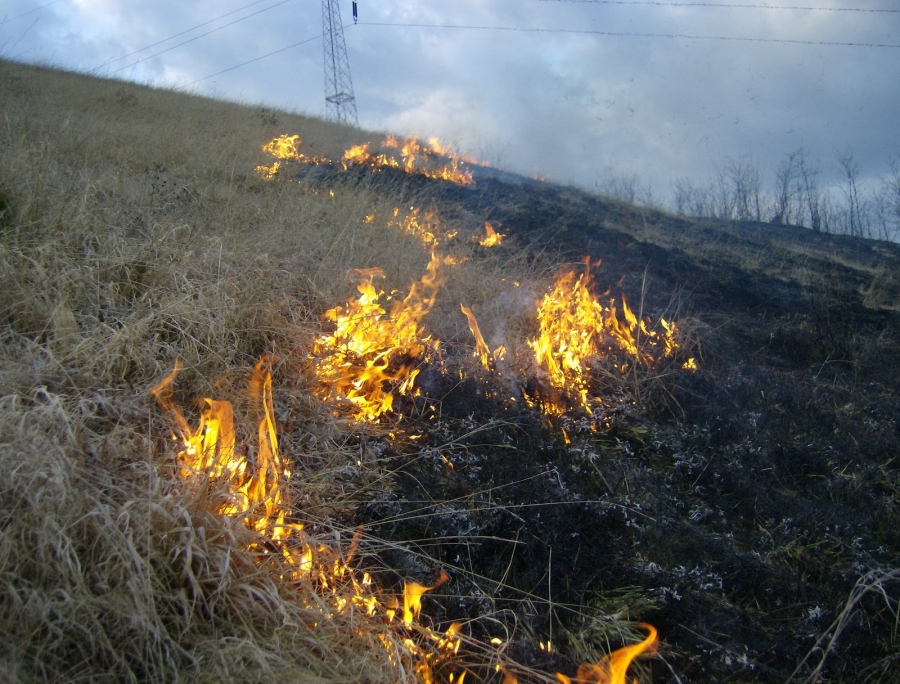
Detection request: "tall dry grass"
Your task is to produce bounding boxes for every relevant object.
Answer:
[1,56,681,684]
[0,58,551,683]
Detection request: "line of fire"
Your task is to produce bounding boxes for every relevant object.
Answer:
[150,134,703,683]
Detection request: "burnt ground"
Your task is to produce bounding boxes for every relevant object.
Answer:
[300,164,900,683]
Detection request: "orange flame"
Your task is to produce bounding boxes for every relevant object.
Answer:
[257,134,329,178]
[527,259,680,413]
[312,253,450,422]
[403,570,450,625]
[556,624,658,684]
[341,136,475,185]
[388,206,439,246]
[478,222,506,247]
[156,363,624,681]
[255,161,281,179]
[262,134,303,160]
[460,304,506,370]
[151,358,290,534]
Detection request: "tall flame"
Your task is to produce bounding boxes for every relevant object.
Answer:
[478,222,506,247]
[312,253,450,422]
[153,362,659,682]
[527,259,680,413]
[460,304,506,370]
[151,358,289,534]
[403,570,450,626]
[262,134,303,160]
[556,624,658,684]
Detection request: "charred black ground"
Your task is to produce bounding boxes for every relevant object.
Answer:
[304,164,900,683]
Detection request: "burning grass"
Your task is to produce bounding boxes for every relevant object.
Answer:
[525,259,689,415]
[0,61,662,683]
[310,252,452,422]
[256,133,476,185]
[14,58,891,684]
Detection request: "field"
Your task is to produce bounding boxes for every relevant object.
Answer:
[1,59,899,683]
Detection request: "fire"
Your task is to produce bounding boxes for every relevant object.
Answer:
[556,624,658,684]
[255,133,475,184]
[312,252,450,422]
[257,134,329,178]
[151,358,290,535]
[477,222,506,247]
[341,136,475,185]
[389,206,439,247]
[153,361,660,682]
[527,259,680,413]
[151,360,484,682]
[255,161,280,179]
[262,133,303,160]
[460,304,506,370]
[403,570,450,625]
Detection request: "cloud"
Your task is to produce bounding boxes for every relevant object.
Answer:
[3,0,897,199]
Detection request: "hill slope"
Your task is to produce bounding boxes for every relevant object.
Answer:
[1,59,898,684]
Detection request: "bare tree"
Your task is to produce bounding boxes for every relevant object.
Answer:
[708,157,765,222]
[596,167,654,206]
[798,149,823,232]
[711,166,736,220]
[836,149,868,237]
[875,156,900,241]
[772,149,801,225]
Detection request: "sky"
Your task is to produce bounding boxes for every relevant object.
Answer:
[1,0,897,205]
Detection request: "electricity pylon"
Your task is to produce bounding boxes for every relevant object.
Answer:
[322,0,358,127]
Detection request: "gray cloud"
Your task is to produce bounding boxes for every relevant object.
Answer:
[2,0,897,201]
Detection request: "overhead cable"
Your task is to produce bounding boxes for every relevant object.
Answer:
[93,0,274,72]
[0,0,62,26]
[107,0,292,76]
[359,21,900,49]
[177,32,323,89]
[539,0,898,12]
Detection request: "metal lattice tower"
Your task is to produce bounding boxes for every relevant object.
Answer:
[322,0,358,127]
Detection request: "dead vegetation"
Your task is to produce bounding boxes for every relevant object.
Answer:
[2,58,899,684]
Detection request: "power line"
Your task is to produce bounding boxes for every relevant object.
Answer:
[5,17,39,54]
[0,0,62,26]
[359,21,900,49]
[539,0,898,12]
[107,0,292,76]
[93,0,274,72]
[176,32,323,89]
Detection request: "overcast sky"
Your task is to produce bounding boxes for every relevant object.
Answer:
[2,0,897,203]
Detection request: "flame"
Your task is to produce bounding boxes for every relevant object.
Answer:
[256,134,475,184]
[460,304,505,370]
[556,624,658,684]
[156,361,663,683]
[388,206,439,247]
[478,222,506,247]
[527,259,680,413]
[341,136,474,185]
[257,134,329,178]
[262,134,303,160]
[312,253,450,422]
[403,570,450,625]
[151,358,290,534]
[255,161,280,179]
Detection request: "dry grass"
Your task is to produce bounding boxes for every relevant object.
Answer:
[0,59,547,683]
[0,58,455,684]
[0,59,675,683]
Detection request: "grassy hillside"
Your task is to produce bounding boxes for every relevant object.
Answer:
[1,59,899,684]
